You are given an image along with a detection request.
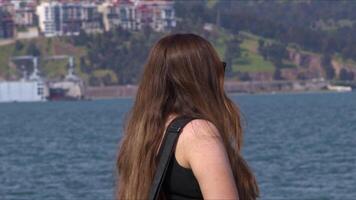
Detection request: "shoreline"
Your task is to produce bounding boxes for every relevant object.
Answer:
[0,80,354,103]
[0,89,353,104]
[89,89,354,101]
[228,89,353,96]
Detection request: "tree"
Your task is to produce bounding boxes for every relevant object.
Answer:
[273,68,283,80]
[14,40,24,51]
[257,39,265,55]
[321,54,335,80]
[339,68,354,81]
[224,36,241,77]
[26,42,41,57]
[237,72,251,81]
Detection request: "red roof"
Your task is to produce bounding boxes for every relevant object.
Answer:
[113,0,134,5]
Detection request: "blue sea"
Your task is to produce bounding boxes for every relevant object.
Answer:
[0,92,355,200]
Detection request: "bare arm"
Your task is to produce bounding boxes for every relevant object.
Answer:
[176,119,239,200]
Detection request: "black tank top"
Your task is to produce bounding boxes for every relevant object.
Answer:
[162,149,203,199]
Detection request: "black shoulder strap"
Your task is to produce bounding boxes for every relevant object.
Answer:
[148,115,196,200]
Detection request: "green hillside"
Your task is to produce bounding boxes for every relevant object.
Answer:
[235,33,274,73]
[209,30,275,74]
[0,37,89,81]
[0,28,351,83]
[2,0,356,83]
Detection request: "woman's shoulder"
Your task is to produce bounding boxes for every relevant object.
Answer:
[175,118,225,168]
[180,118,222,142]
[177,118,239,199]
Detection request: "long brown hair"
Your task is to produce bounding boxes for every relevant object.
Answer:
[116,33,259,200]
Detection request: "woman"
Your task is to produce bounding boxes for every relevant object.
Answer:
[117,33,259,200]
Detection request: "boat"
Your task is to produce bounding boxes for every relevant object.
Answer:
[326,84,352,92]
[46,55,85,101]
[0,56,48,103]
[47,88,80,101]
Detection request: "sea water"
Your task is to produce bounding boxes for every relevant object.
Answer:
[0,92,355,200]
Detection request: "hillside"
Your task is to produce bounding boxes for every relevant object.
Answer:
[0,27,355,84]
[1,38,82,77]
[175,0,356,81]
[0,37,116,84]
[1,0,356,84]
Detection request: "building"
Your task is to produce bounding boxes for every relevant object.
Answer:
[0,80,47,102]
[81,3,103,33]
[36,1,62,37]
[0,1,37,28]
[99,0,175,32]
[47,57,84,100]
[14,6,36,27]
[99,0,136,31]
[61,2,82,35]
[8,0,36,10]
[8,0,36,26]
[3,0,175,37]
[0,0,15,13]
[0,8,15,38]
[135,0,175,32]
[0,62,47,103]
[36,1,103,37]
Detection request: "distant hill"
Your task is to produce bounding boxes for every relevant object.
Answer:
[175,0,356,81]
[1,0,356,85]
[0,38,88,81]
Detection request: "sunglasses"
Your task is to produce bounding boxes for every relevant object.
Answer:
[222,61,226,72]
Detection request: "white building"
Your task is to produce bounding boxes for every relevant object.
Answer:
[36,1,62,37]
[9,0,36,10]
[0,80,47,102]
[99,0,175,32]
[36,1,103,37]
[14,6,36,27]
[99,1,136,31]
[0,56,48,103]
[80,3,103,34]
[135,0,176,32]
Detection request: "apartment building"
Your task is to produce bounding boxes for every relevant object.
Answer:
[99,0,136,31]
[15,4,37,27]
[2,0,175,38]
[100,0,175,32]
[36,1,61,36]
[81,3,103,33]
[36,1,102,37]
[135,0,175,32]
[0,0,37,27]
[0,8,15,38]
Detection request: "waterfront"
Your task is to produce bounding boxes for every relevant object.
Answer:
[0,92,355,200]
